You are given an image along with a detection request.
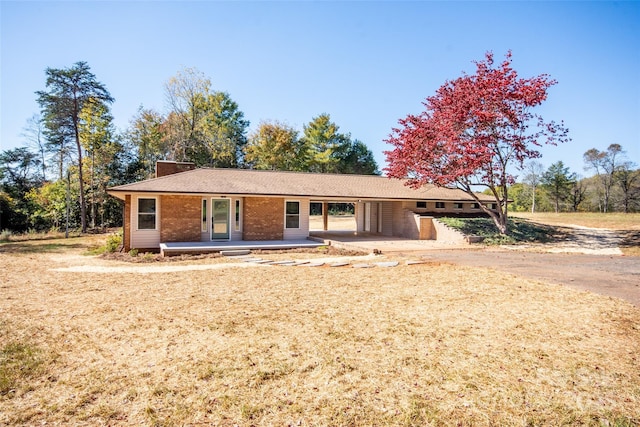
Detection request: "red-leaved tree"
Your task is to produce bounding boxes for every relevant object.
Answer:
[385,51,569,234]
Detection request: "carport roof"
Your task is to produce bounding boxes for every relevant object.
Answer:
[108,168,494,202]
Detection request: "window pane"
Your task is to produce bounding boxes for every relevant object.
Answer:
[138,198,156,230]
[202,200,207,232]
[138,213,156,230]
[286,215,299,229]
[213,222,228,234]
[138,198,156,214]
[235,200,241,231]
[286,201,299,215]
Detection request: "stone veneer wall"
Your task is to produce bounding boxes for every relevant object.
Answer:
[243,197,284,240]
[160,195,201,243]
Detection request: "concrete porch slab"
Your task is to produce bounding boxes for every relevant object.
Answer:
[160,239,324,256]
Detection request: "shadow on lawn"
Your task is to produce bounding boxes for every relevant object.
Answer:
[0,242,88,254]
[441,217,573,244]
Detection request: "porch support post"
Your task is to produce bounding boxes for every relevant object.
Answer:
[322,202,329,231]
[353,202,359,235]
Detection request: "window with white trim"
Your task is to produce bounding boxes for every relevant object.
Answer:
[202,199,207,232]
[235,199,242,231]
[285,201,300,229]
[138,198,157,230]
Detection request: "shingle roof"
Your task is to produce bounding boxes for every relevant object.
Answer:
[108,168,494,202]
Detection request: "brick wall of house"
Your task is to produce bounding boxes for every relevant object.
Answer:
[243,197,284,240]
[160,195,201,242]
[124,195,131,251]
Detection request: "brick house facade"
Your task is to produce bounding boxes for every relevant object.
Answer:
[242,197,284,241]
[160,195,201,243]
[108,161,498,252]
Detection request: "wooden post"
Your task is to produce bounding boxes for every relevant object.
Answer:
[322,202,329,231]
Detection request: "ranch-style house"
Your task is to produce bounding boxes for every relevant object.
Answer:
[107,161,496,253]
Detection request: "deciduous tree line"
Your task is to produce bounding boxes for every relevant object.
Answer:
[0,62,378,233]
[510,144,639,214]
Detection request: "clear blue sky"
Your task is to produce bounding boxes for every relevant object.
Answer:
[1,1,638,178]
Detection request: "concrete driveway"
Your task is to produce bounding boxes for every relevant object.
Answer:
[316,231,640,308]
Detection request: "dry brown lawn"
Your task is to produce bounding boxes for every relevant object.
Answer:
[1,236,639,426]
[511,212,640,231]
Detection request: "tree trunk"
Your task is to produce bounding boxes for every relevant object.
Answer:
[531,186,536,213]
[58,150,64,181]
[65,170,71,238]
[73,119,87,233]
[90,150,95,229]
[495,214,508,235]
[483,203,508,235]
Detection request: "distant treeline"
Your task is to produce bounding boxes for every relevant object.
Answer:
[507,144,639,214]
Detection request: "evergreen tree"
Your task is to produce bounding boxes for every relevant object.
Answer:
[302,114,349,173]
[335,139,379,175]
[36,61,114,232]
[542,161,575,213]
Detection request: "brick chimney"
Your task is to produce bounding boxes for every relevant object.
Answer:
[155,161,196,178]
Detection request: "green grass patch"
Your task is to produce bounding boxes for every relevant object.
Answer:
[439,217,562,245]
[0,341,45,397]
[0,242,87,254]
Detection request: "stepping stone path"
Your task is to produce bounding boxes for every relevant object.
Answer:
[288,261,310,266]
[302,262,324,267]
[329,262,350,268]
[230,256,409,268]
[375,261,399,268]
